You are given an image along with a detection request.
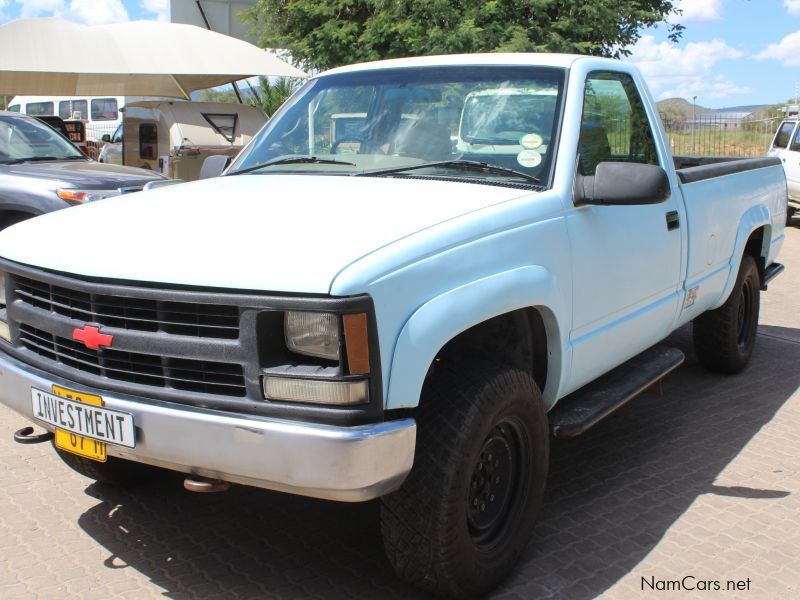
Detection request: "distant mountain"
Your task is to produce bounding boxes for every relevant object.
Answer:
[656,98,715,120]
[656,98,779,120]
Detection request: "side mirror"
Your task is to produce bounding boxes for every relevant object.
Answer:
[101,134,111,143]
[200,155,232,179]
[575,162,670,206]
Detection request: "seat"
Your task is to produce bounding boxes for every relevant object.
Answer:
[392,117,452,161]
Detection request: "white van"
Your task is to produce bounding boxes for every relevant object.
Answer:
[7,95,142,142]
[767,118,800,224]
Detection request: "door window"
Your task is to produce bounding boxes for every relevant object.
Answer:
[139,123,157,159]
[91,98,119,121]
[790,126,800,152]
[578,71,659,175]
[111,124,123,144]
[773,121,795,149]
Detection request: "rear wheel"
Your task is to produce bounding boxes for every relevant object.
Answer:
[380,361,548,597]
[54,446,160,487]
[787,207,795,227]
[693,254,760,373]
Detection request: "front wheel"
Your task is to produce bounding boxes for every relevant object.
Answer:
[693,254,760,373]
[380,362,549,598]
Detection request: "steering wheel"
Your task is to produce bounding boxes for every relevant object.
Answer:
[331,135,385,155]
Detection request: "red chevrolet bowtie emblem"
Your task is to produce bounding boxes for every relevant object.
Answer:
[72,325,114,350]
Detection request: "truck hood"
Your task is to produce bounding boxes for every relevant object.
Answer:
[0,159,164,189]
[0,174,526,294]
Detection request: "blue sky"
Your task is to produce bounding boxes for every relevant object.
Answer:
[626,0,800,107]
[0,0,798,108]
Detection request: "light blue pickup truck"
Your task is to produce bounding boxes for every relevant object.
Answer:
[0,54,787,597]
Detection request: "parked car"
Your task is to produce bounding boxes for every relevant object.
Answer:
[0,54,787,597]
[767,117,800,224]
[97,101,268,181]
[0,111,166,230]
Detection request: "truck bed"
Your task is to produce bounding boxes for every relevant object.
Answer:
[672,155,782,183]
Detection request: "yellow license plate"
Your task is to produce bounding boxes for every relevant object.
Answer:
[52,385,107,462]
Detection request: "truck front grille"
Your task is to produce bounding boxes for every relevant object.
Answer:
[19,324,246,397]
[15,275,240,339]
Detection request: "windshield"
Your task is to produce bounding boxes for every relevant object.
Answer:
[229,66,565,186]
[0,114,85,164]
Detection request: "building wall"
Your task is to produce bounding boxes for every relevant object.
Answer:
[170,0,258,44]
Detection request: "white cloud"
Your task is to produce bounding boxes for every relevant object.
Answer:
[784,0,800,16]
[0,0,7,20]
[18,0,66,18]
[69,0,128,24]
[627,35,749,101]
[140,0,168,22]
[674,0,724,23]
[13,0,128,23]
[756,30,800,66]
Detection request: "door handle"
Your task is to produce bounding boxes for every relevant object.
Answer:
[666,211,680,231]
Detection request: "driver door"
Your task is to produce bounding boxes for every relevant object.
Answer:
[566,71,683,392]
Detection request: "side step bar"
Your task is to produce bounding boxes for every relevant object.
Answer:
[762,262,784,291]
[549,346,685,438]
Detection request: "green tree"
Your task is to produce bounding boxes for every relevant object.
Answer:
[197,87,240,104]
[251,76,301,117]
[244,0,683,72]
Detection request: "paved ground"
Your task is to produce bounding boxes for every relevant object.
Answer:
[2,229,800,600]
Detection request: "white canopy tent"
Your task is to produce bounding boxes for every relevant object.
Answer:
[0,18,305,100]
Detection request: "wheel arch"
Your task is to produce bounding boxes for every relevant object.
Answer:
[714,205,771,309]
[0,207,40,231]
[385,266,567,411]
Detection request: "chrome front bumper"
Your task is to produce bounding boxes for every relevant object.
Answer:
[0,352,416,502]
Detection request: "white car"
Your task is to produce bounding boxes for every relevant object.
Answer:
[768,118,800,223]
[97,124,123,165]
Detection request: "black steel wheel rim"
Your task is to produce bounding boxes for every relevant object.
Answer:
[467,419,527,548]
[737,276,756,349]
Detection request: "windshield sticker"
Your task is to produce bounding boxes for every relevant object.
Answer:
[517,150,542,168]
[520,133,543,149]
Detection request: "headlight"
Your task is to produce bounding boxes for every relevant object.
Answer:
[57,189,122,204]
[284,311,340,361]
[0,273,9,342]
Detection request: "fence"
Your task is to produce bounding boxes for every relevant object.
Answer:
[659,112,784,158]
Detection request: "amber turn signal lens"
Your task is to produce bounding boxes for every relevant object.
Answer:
[56,189,89,203]
[343,313,370,375]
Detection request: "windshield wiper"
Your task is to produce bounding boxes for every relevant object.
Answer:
[356,159,541,184]
[2,156,62,165]
[228,156,356,176]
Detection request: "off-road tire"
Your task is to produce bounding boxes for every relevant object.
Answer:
[54,446,159,487]
[693,254,760,374]
[380,361,549,598]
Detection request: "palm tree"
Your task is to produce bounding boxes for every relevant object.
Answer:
[250,76,301,117]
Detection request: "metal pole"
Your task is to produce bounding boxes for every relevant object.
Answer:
[195,0,244,104]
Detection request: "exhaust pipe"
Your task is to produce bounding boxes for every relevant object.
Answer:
[184,475,230,493]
